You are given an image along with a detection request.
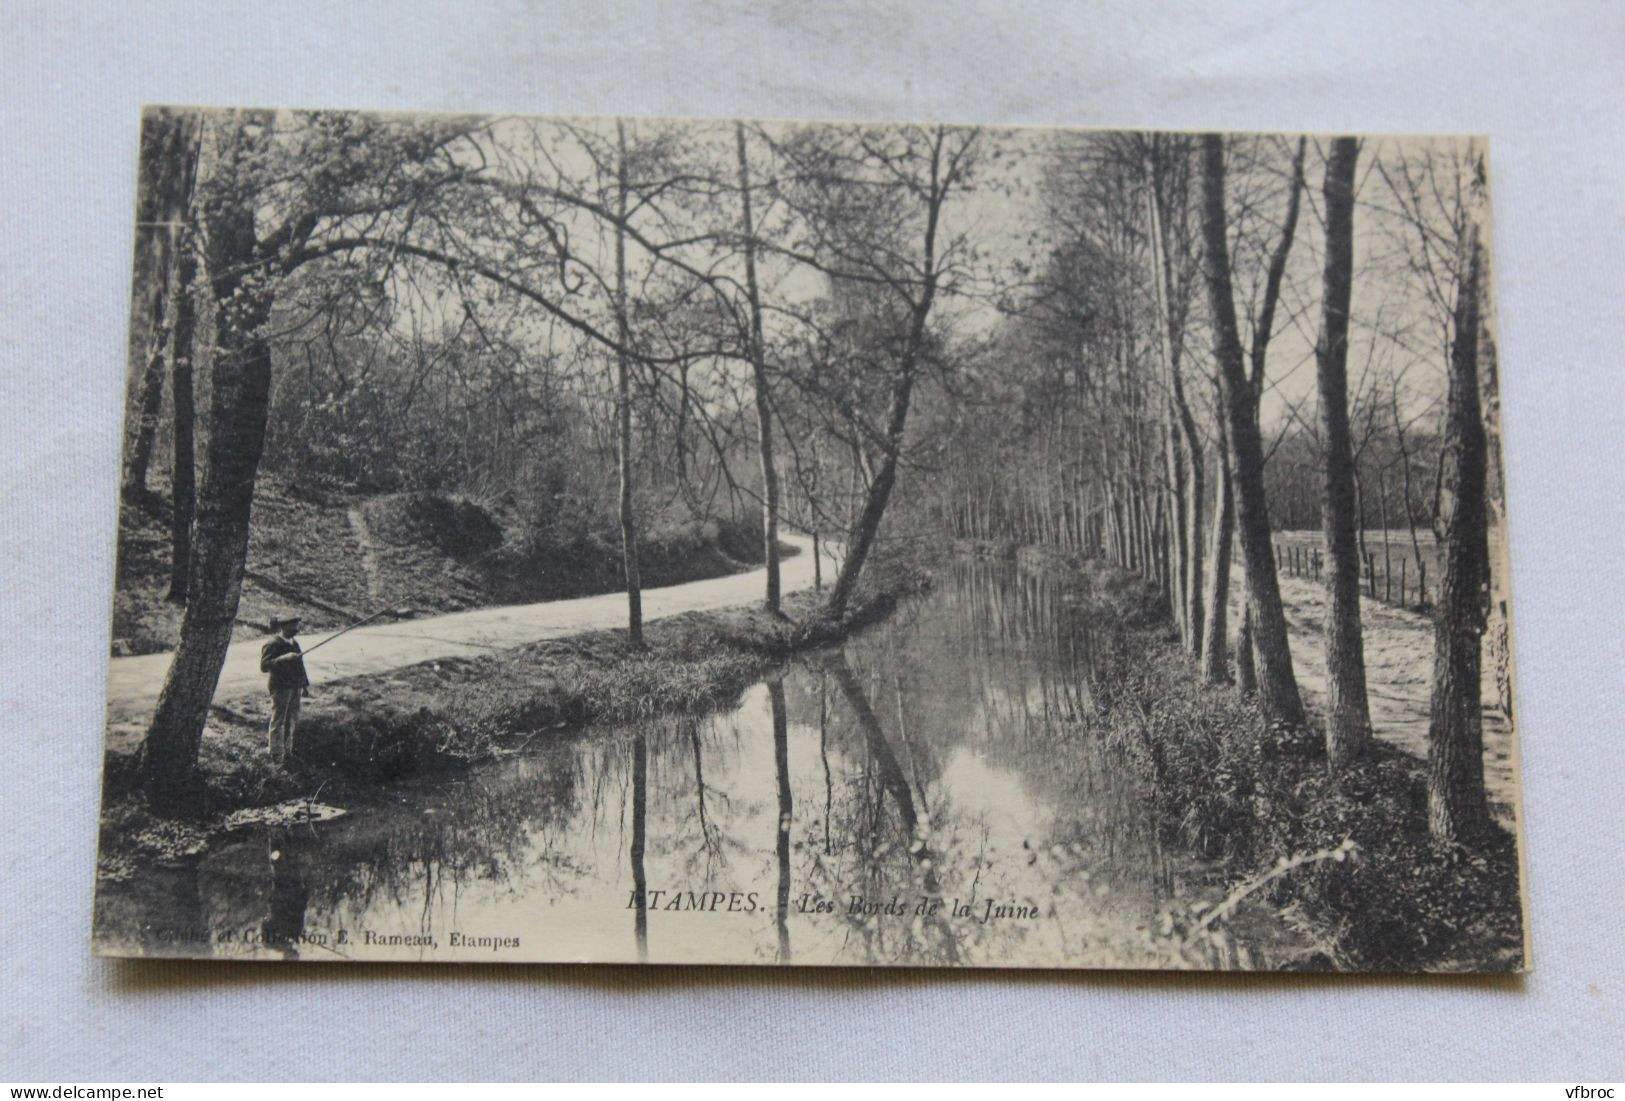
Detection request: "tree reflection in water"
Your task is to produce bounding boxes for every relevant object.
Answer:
[101,559,1282,968]
[630,728,648,961]
[768,676,791,962]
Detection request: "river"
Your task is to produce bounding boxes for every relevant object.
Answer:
[96,558,1298,969]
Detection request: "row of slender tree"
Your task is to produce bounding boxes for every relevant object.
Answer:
[935,132,1499,842]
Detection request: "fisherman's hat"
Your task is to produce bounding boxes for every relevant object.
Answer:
[270,613,303,630]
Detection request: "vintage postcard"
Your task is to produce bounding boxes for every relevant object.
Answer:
[94,106,1529,970]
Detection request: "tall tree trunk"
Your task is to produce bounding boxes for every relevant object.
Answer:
[1379,469,1392,598]
[1117,484,1130,569]
[138,191,274,812]
[1117,485,1128,567]
[123,111,202,503]
[1315,136,1373,766]
[1209,135,1306,688]
[825,132,949,617]
[1152,491,1170,596]
[1163,399,1190,642]
[824,140,946,620]
[1197,134,1305,728]
[825,371,913,620]
[614,120,644,645]
[1214,136,1303,692]
[124,349,168,505]
[1235,600,1258,695]
[1128,486,1143,574]
[1105,480,1124,566]
[735,124,781,612]
[1428,227,1491,842]
[165,228,200,603]
[1185,440,1204,654]
[1147,489,1160,585]
[1201,414,1234,682]
[1394,392,1428,600]
[1138,486,1151,577]
[1146,166,1204,656]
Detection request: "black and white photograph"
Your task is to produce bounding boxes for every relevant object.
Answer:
[89,106,1530,972]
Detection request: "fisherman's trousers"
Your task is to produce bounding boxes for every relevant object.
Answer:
[268,689,301,763]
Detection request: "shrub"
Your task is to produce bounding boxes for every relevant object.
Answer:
[401,493,505,558]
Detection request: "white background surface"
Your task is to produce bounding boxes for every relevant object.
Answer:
[2,0,1622,1082]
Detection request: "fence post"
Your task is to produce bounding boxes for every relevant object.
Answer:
[1400,555,1407,607]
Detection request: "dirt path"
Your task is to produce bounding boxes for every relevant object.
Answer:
[105,533,838,727]
[1226,566,1519,824]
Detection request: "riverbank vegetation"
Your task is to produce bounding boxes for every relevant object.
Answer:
[98,552,931,878]
[1049,556,1522,970]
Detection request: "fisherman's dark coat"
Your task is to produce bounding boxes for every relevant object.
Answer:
[260,636,310,693]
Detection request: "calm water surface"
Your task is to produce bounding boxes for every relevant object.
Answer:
[100,560,1291,968]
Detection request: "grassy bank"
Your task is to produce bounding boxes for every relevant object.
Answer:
[1052,554,1525,972]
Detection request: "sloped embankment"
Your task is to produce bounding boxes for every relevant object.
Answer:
[111,480,772,656]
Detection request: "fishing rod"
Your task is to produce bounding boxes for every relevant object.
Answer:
[296,604,416,657]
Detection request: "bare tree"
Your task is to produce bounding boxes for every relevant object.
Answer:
[1366,137,1498,837]
[1194,137,1306,686]
[164,217,201,603]
[774,124,980,620]
[611,120,645,644]
[141,112,286,808]
[1196,134,1305,728]
[139,110,474,810]
[1144,137,1205,657]
[122,109,202,504]
[735,123,782,612]
[1316,136,1374,765]
[1427,224,1491,841]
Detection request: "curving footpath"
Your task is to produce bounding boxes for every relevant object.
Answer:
[105,532,838,725]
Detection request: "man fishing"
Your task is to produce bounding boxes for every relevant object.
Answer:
[261,614,311,766]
